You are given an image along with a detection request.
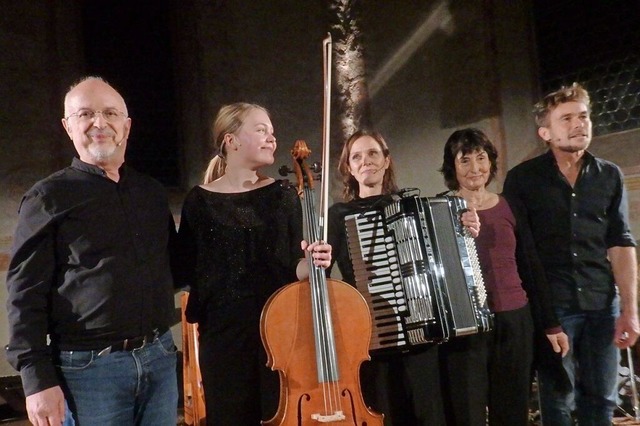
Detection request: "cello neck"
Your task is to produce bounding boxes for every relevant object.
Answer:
[290,137,340,383]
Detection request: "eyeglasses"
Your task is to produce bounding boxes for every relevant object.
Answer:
[65,108,127,122]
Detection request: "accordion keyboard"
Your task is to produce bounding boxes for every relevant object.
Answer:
[345,210,409,350]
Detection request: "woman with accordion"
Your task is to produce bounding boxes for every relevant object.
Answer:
[327,129,481,426]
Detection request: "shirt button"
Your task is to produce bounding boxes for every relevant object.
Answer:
[573,252,578,257]
[573,213,578,217]
[577,287,583,291]
[572,193,576,197]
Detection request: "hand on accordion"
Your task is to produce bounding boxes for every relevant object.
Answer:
[460,207,481,238]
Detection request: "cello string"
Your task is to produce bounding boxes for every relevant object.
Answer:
[316,265,341,414]
[304,194,324,379]
[304,187,344,416]
[302,190,333,415]
[319,266,343,413]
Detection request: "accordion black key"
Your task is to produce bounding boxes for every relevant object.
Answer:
[344,194,492,353]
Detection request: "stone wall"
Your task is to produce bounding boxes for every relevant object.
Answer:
[0,0,540,378]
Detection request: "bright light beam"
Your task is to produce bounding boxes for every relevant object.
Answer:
[369,0,454,97]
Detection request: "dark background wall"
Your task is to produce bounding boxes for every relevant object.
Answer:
[81,1,180,185]
[1,0,639,378]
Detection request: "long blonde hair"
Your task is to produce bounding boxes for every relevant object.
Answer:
[203,102,269,184]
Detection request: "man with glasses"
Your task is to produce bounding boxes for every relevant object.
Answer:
[5,76,178,425]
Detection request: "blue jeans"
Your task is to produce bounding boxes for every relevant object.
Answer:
[57,330,178,426]
[538,298,620,426]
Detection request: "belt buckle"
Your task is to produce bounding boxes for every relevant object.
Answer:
[124,336,143,351]
[139,335,147,348]
[148,328,160,344]
[97,345,113,357]
[123,337,133,351]
[97,328,160,357]
[128,328,158,351]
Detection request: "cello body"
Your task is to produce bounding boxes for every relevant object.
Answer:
[260,34,383,425]
[260,277,383,426]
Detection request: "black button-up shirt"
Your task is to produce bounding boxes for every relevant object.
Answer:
[5,158,177,396]
[503,150,636,311]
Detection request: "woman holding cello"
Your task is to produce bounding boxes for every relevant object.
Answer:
[176,102,332,425]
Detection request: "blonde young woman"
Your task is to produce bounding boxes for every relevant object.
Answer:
[176,103,332,425]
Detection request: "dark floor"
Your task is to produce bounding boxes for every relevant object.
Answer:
[0,410,186,425]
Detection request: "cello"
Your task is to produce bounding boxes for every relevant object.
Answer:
[259,34,383,426]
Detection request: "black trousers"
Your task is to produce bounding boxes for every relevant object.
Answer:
[197,300,279,426]
[488,305,534,426]
[439,304,534,426]
[363,344,446,426]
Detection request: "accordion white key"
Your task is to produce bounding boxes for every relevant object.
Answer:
[344,194,492,353]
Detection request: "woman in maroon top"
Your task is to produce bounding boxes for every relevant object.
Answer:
[438,128,569,426]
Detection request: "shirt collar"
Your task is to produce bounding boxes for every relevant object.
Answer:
[70,157,126,180]
[545,148,595,169]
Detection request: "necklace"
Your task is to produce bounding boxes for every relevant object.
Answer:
[456,190,494,209]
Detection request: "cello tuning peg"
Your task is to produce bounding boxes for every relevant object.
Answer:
[278,165,293,177]
[310,162,322,174]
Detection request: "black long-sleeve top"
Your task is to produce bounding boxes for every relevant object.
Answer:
[504,150,637,311]
[5,157,176,397]
[174,181,303,326]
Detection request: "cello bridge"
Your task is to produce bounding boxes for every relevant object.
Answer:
[311,410,346,423]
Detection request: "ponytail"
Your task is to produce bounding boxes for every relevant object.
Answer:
[203,155,226,184]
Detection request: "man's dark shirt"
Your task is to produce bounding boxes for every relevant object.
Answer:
[5,157,176,396]
[503,150,636,311]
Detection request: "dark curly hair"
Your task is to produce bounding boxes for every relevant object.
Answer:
[439,128,498,191]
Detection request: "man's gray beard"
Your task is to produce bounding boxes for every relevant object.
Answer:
[88,144,117,162]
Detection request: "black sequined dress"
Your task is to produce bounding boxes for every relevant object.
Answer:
[176,180,302,425]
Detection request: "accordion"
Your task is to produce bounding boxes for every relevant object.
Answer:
[344,194,492,353]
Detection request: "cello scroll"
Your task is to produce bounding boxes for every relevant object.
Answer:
[291,140,316,196]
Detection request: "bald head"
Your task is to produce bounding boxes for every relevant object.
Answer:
[64,77,128,119]
[61,76,132,175]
